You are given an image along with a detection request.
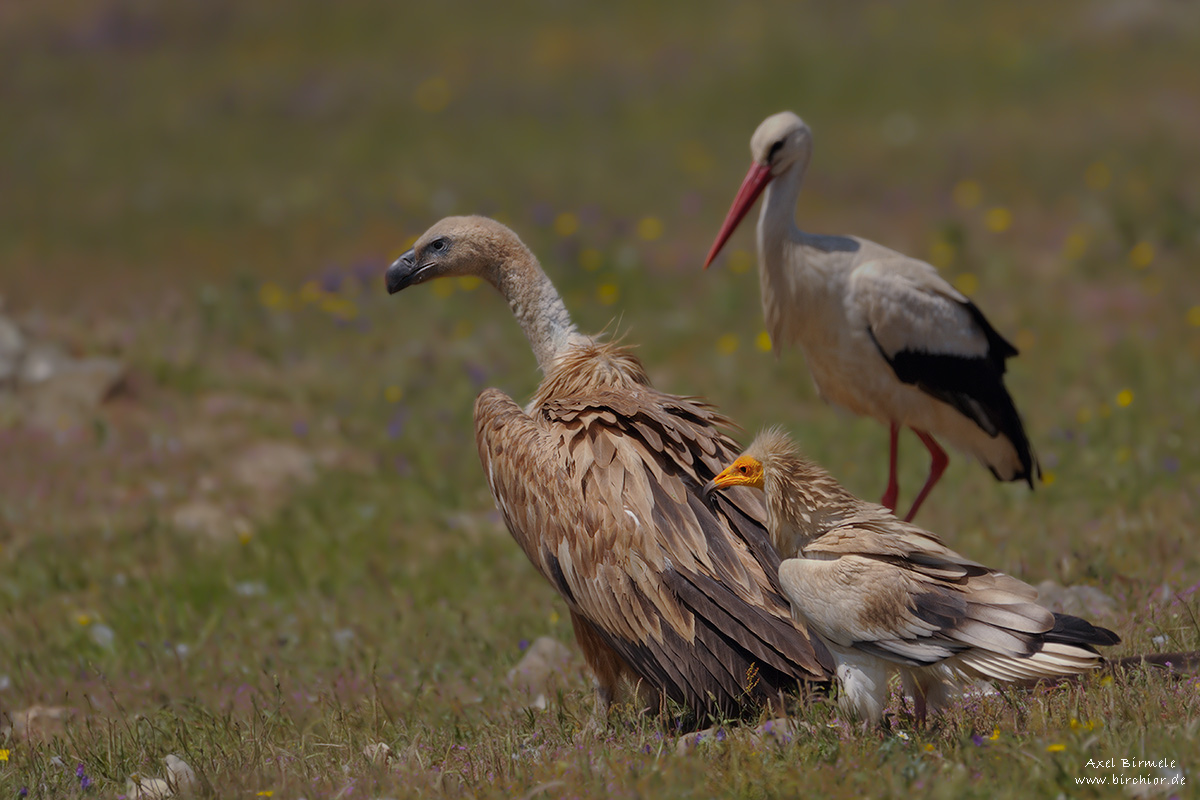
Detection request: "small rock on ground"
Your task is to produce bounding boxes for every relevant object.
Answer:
[507,636,574,709]
[1036,580,1119,619]
[169,500,252,542]
[228,440,316,493]
[3,704,75,740]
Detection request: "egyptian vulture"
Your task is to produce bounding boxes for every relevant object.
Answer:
[703,427,1118,725]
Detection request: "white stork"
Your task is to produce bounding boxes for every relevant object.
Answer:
[704,111,1038,521]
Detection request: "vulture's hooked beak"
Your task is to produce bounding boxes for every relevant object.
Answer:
[703,161,774,270]
[385,249,419,294]
[701,475,729,506]
[702,458,764,506]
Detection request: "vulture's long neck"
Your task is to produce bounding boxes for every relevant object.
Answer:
[492,246,589,374]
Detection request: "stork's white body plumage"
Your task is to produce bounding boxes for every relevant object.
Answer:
[707,112,1038,520]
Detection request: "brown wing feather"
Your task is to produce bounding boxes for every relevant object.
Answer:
[475,384,831,719]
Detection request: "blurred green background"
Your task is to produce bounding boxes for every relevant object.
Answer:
[2,1,1198,796]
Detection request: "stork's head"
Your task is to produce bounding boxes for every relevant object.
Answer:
[750,112,813,177]
[386,216,523,294]
[703,111,813,270]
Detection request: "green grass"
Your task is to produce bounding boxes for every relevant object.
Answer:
[2,0,1200,796]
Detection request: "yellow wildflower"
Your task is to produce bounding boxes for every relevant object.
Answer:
[0,748,9,761]
[953,180,982,209]
[298,280,324,305]
[1046,743,1066,753]
[1187,305,1200,327]
[320,296,358,321]
[756,331,772,352]
[637,216,663,241]
[678,140,714,175]
[384,386,404,404]
[1041,470,1056,487]
[984,207,1012,233]
[415,76,451,113]
[728,250,754,274]
[258,282,287,310]
[929,239,955,269]
[953,273,979,296]
[456,276,482,291]
[554,212,579,237]
[579,249,603,271]
[1062,228,1088,260]
[716,334,739,355]
[1116,389,1132,408]
[1128,241,1154,270]
[1084,162,1111,191]
[597,283,619,306]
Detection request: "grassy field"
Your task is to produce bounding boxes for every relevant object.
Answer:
[2,0,1199,796]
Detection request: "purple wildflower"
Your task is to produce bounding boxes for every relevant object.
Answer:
[518,639,529,651]
[386,408,409,439]
[350,259,383,287]
[715,729,726,742]
[972,733,985,746]
[318,266,345,293]
[464,363,488,388]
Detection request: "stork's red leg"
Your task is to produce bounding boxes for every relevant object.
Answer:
[880,422,900,513]
[904,430,948,522]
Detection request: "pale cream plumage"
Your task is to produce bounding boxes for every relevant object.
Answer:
[705,111,1038,522]
[703,428,1118,725]
[385,217,833,724]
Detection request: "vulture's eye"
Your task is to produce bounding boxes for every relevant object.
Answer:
[429,237,448,253]
[738,465,749,475]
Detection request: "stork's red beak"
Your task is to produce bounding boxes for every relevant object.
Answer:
[703,161,774,269]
